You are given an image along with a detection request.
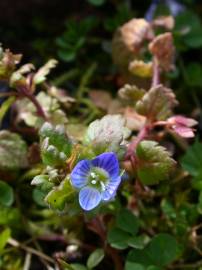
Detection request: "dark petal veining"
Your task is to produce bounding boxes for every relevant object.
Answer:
[91,152,119,178]
[70,159,91,188]
[79,186,101,211]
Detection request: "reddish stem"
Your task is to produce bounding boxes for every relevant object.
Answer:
[126,124,151,160]
[125,56,161,161]
[87,217,123,270]
[151,57,160,87]
[17,86,47,120]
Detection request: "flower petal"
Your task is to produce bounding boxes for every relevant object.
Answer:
[79,187,101,211]
[92,152,119,178]
[102,176,121,201]
[173,126,195,138]
[70,160,91,188]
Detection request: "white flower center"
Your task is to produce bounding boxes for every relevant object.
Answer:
[91,180,97,185]
[90,172,96,178]
[88,167,109,191]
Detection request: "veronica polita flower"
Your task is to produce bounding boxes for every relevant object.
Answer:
[70,152,121,211]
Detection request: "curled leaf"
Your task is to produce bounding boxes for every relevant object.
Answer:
[149,32,175,71]
[135,84,178,120]
[118,84,146,106]
[152,16,175,30]
[48,86,75,109]
[34,59,58,85]
[0,47,22,80]
[129,60,153,78]
[112,19,154,69]
[10,63,35,87]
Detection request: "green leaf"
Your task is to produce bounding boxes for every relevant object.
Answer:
[126,249,153,268]
[58,261,88,270]
[181,140,202,206]
[32,188,47,207]
[185,28,202,48]
[45,178,75,211]
[125,262,145,270]
[0,131,28,170]
[135,85,177,121]
[185,63,202,87]
[146,233,179,267]
[104,3,133,32]
[71,264,88,270]
[116,209,139,235]
[161,199,176,219]
[87,0,106,6]
[192,171,202,190]
[181,139,202,177]
[125,234,178,269]
[0,228,11,253]
[31,175,54,191]
[41,140,64,166]
[107,228,130,249]
[57,259,75,270]
[175,11,202,48]
[127,235,150,249]
[0,206,21,227]
[58,50,76,62]
[56,17,97,62]
[0,97,16,127]
[31,175,49,185]
[136,141,175,185]
[197,191,202,214]
[0,181,14,207]
[147,267,162,270]
[87,248,105,269]
[175,11,201,32]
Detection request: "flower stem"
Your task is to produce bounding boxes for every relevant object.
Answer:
[87,216,123,270]
[125,124,151,159]
[151,56,160,87]
[17,86,47,120]
[125,55,161,160]
[8,238,54,264]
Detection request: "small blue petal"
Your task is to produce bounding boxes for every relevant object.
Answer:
[102,176,121,201]
[79,187,101,211]
[166,0,185,16]
[145,0,159,21]
[92,152,119,178]
[71,160,91,188]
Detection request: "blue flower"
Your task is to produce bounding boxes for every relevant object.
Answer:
[70,152,121,211]
[145,0,184,22]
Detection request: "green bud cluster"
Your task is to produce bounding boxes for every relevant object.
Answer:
[39,122,72,167]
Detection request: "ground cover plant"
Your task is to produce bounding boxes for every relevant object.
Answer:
[1,0,202,269]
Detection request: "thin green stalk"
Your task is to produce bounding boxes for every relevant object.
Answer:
[77,63,97,101]
[52,68,79,87]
